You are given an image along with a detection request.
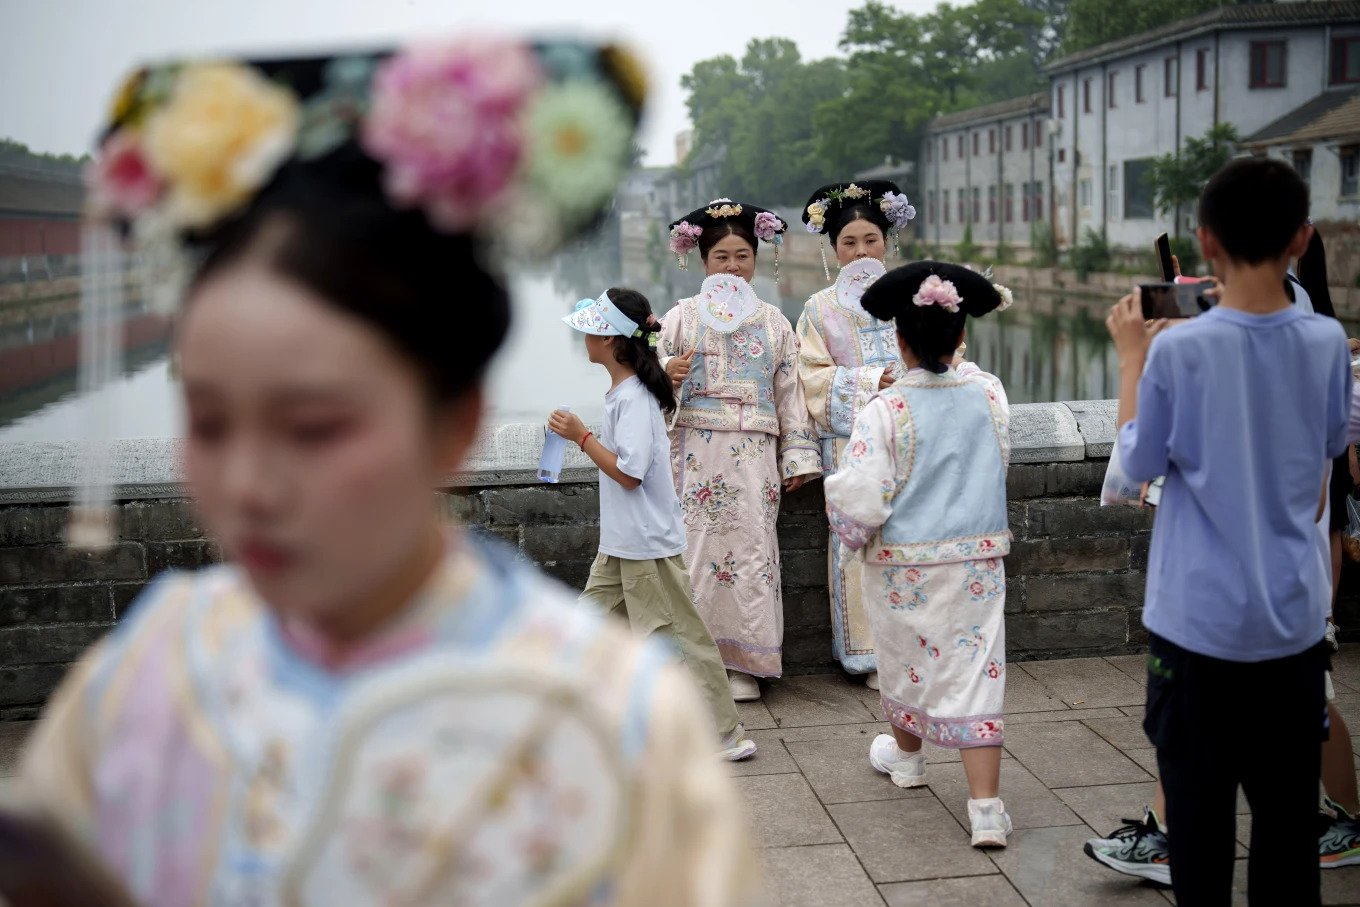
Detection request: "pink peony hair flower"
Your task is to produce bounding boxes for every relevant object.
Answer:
[86,129,164,218]
[912,274,962,313]
[669,220,703,255]
[753,210,783,243]
[362,38,543,232]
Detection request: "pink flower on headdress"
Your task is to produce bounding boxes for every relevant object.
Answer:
[912,274,962,313]
[669,220,703,255]
[362,38,543,232]
[754,210,783,243]
[86,129,164,218]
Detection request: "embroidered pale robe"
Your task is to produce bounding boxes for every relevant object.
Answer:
[796,285,904,675]
[14,539,762,906]
[660,297,821,678]
[824,365,1012,748]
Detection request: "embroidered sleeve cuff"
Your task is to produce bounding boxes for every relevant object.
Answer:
[827,502,876,550]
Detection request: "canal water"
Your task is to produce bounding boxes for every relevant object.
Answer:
[0,272,1185,445]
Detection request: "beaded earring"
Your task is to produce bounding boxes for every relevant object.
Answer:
[820,244,831,282]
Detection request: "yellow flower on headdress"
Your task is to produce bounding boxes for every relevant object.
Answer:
[110,69,148,126]
[844,183,869,200]
[599,44,648,112]
[706,203,743,218]
[143,62,299,229]
[524,80,633,224]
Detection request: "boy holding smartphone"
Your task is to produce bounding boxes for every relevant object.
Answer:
[1107,158,1350,903]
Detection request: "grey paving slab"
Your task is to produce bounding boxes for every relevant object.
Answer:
[735,773,843,848]
[1333,693,1360,733]
[1084,715,1152,751]
[1322,866,1360,905]
[1122,706,1147,719]
[728,730,800,777]
[992,824,1170,905]
[1005,665,1071,713]
[736,699,778,731]
[1054,781,1160,839]
[1004,720,1153,788]
[927,757,1083,830]
[879,875,1028,907]
[1123,747,1161,776]
[761,844,885,907]
[763,674,880,728]
[826,797,999,884]
[1009,402,1085,463]
[1006,706,1127,724]
[1106,654,1148,684]
[1021,656,1146,708]
[775,722,896,745]
[0,721,31,780]
[786,736,935,805]
[1065,399,1119,458]
[1332,649,1360,694]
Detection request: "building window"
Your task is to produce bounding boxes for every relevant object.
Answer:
[944,189,950,224]
[1249,41,1287,89]
[1333,36,1360,85]
[1058,84,1066,118]
[1083,78,1091,113]
[1058,147,1066,163]
[1108,72,1117,108]
[1124,158,1156,219]
[1005,183,1014,223]
[988,129,995,154]
[1108,165,1119,219]
[973,132,980,156]
[1079,178,1092,209]
[1136,65,1146,103]
[926,141,933,164]
[989,185,997,223]
[1291,148,1312,183]
[972,187,981,223]
[1196,48,1210,91]
[1343,146,1359,197]
[1021,122,1029,150]
[1022,181,1031,222]
[958,134,964,157]
[959,190,966,223]
[1006,125,1013,151]
[1036,121,1043,148]
[1164,57,1178,97]
[1031,181,1044,221]
[928,190,937,224]
[942,137,949,161]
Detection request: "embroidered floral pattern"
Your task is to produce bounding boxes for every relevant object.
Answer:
[682,473,741,532]
[870,533,1012,566]
[758,558,776,588]
[986,658,1004,679]
[760,479,781,519]
[709,551,738,587]
[918,635,941,660]
[728,435,771,467]
[962,559,1004,602]
[828,502,876,550]
[883,565,928,611]
[955,625,987,662]
[881,696,1006,748]
[906,664,922,684]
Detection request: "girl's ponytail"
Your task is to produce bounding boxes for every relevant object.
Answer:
[606,289,676,414]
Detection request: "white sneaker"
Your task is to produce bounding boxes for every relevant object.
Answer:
[728,670,761,702]
[865,671,880,691]
[718,727,758,761]
[868,734,927,788]
[968,797,1013,848]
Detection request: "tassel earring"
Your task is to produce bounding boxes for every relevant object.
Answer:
[820,244,831,282]
[677,251,688,270]
[773,246,781,283]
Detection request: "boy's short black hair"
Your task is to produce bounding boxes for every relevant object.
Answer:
[1198,157,1308,265]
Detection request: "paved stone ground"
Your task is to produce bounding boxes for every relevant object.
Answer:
[1,654,1358,905]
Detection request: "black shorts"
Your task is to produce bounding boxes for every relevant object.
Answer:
[1330,450,1354,532]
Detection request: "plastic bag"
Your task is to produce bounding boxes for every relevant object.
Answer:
[1100,443,1143,507]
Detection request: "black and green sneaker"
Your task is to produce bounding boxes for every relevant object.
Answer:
[1083,809,1171,887]
[1320,796,1360,870]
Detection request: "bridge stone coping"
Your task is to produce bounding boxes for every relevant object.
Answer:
[0,400,1118,504]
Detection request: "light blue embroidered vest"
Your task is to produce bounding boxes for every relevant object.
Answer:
[870,371,1011,565]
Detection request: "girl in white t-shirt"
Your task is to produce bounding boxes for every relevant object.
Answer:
[550,288,757,761]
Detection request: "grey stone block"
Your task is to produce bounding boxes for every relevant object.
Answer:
[1044,460,1107,497]
[145,540,219,575]
[520,525,598,564]
[1129,533,1151,570]
[0,624,111,666]
[1007,538,1130,576]
[782,587,831,627]
[1005,465,1048,500]
[538,559,593,591]
[776,513,828,552]
[1022,573,1145,612]
[780,549,829,590]
[1064,399,1118,457]
[0,506,68,546]
[0,585,114,627]
[484,484,599,526]
[1007,502,1027,537]
[1009,402,1085,463]
[0,543,146,584]
[111,582,147,618]
[1008,609,1129,654]
[779,481,827,515]
[119,500,203,541]
[1025,498,1153,537]
[0,663,72,707]
[436,491,485,526]
[781,627,837,676]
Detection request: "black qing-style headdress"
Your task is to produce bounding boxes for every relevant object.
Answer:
[666,199,788,279]
[860,260,1013,322]
[69,35,647,548]
[801,180,916,281]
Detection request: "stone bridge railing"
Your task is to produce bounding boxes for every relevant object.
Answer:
[3,401,1355,719]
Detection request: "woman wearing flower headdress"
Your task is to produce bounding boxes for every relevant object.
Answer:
[795,180,916,689]
[15,38,760,906]
[660,200,821,701]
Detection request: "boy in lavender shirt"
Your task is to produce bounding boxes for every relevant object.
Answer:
[1107,158,1350,904]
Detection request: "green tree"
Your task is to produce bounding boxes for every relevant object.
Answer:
[1146,123,1239,227]
[1062,0,1226,54]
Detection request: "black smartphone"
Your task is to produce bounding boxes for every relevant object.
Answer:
[1154,233,1175,282]
[1139,282,1215,319]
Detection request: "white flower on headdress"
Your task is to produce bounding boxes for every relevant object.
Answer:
[993,283,1014,311]
[523,80,633,223]
[143,62,300,229]
[706,200,743,218]
[843,183,869,200]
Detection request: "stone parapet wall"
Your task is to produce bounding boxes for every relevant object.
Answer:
[3,401,1357,719]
